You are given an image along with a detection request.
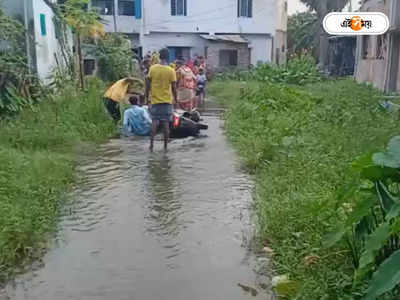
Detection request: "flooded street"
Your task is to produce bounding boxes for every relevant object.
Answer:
[5,114,273,300]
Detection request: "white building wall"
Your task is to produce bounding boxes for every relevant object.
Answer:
[98,0,282,65]
[141,32,205,56]
[143,0,276,35]
[101,15,142,33]
[246,35,273,64]
[32,0,73,82]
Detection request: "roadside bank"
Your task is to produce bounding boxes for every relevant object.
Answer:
[0,81,115,282]
[208,79,399,299]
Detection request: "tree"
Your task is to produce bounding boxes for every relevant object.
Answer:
[300,0,350,69]
[92,33,134,82]
[0,7,26,92]
[288,12,318,55]
[60,0,104,89]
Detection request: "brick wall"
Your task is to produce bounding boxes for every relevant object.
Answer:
[205,41,250,71]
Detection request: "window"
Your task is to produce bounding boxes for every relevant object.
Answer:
[168,47,191,62]
[119,0,135,16]
[91,0,114,15]
[171,0,187,16]
[219,50,238,67]
[40,14,46,36]
[284,1,288,13]
[84,59,96,75]
[238,0,252,18]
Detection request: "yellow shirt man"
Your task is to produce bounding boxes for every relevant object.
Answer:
[104,77,144,103]
[104,78,131,103]
[148,64,177,104]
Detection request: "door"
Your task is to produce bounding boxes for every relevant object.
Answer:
[168,48,176,63]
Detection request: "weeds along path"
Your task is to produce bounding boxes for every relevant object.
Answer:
[0,82,115,283]
[208,79,400,299]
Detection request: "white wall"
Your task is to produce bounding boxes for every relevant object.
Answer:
[140,32,272,64]
[141,32,206,55]
[246,34,272,64]
[143,0,276,35]
[101,15,142,33]
[32,0,72,82]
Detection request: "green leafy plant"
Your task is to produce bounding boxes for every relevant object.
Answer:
[0,7,41,115]
[325,136,400,299]
[0,80,115,282]
[288,12,318,55]
[208,78,399,299]
[90,33,134,82]
[215,53,321,85]
[60,0,104,88]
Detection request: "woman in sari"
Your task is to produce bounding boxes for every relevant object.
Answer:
[175,60,196,111]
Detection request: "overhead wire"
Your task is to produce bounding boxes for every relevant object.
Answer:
[144,3,237,27]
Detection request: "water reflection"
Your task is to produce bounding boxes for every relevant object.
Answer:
[4,116,273,300]
[145,154,182,239]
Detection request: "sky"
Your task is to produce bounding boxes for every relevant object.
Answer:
[288,0,362,15]
[288,0,308,15]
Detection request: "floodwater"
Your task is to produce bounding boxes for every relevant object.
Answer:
[4,112,273,300]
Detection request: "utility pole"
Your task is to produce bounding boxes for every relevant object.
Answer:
[113,0,118,32]
[318,0,329,71]
[23,0,33,73]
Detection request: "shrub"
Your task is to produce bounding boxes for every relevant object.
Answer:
[325,136,400,299]
[215,53,322,85]
[208,79,399,299]
[0,81,115,281]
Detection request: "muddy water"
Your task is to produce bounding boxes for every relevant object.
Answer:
[5,115,273,300]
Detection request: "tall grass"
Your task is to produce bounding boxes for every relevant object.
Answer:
[0,81,115,282]
[208,79,400,299]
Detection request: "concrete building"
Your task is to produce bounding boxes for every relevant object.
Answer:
[354,0,400,92]
[91,0,287,69]
[1,0,72,82]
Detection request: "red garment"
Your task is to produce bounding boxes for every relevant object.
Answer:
[186,60,194,71]
[177,66,196,90]
[176,66,196,111]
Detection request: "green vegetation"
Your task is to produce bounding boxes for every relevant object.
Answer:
[61,0,105,88]
[208,79,400,299]
[0,81,115,282]
[216,53,321,85]
[0,7,42,115]
[325,136,400,299]
[288,12,318,55]
[93,33,135,82]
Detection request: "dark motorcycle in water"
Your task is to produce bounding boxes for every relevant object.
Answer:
[170,110,208,139]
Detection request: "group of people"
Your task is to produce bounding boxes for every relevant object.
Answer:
[104,48,206,151]
[143,52,207,111]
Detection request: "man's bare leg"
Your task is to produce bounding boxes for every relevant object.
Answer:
[150,120,158,151]
[162,121,170,150]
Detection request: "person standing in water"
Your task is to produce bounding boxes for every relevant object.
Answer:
[145,48,177,151]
